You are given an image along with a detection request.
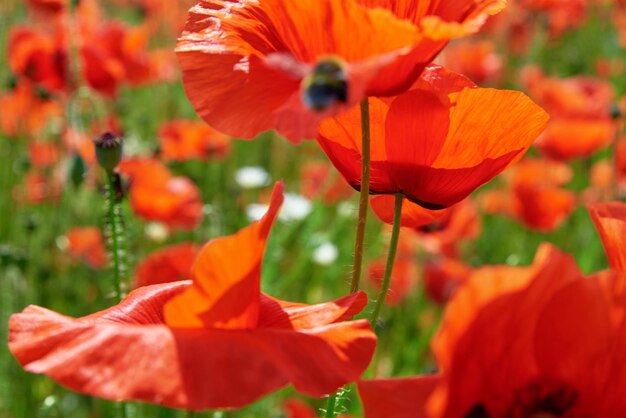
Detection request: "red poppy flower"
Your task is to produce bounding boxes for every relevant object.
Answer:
[481,157,576,232]
[118,158,204,230]
[300,161,355,204]
[158,120,231,162]
[9,0,161,97]
[28,141,59,169]
[13,169,63,204]
[520,0,586,37]
[26,0,67,14]
[318,65,548,210]
[283,398,316,418]
[177,0,504,142]
[521,66,616,160]
[423,256,471,304]
[134,242,199,288]
[441,39,503,86]
[367,231,419,305]
[65,227,107,269]
[360,243,626,417]
[0,81,62,137]
[8,26,68,93]
[588,202,626,271]
[9,183,377,410]
[371,197,480,257]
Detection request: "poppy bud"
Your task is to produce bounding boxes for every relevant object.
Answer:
[93,131,123,174]
[302,58,348,111]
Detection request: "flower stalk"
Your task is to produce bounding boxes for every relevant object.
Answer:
[350,97,372,293]
[369,194,403,327]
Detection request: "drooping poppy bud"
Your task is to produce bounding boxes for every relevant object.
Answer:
[93,131,123,174]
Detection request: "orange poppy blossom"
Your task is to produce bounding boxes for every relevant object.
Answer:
[158,119,231,162]
[441,39,504,86]
[359,243,626,417]
[133,242,199,288]
[521,66,616,161]
[13,168,63,205]
[0,81,62,137]
[28,141,60,169]
[300,161,355,204]
[9,0,162,97]
[588,201,626,270]
[520,0,586,37]
[367,230,420,305]
[422,256,472,304]
[64,227,107,269]
[9,183,377,410]
[177,0,505,142]
[372,197,481,257]
[117,158,204,230]
[283,398,316,418]
[318,65,549,210]
[481,157,576,232]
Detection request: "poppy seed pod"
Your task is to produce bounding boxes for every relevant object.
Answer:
[93,131,123,173]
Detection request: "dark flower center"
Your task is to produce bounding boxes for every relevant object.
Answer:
[464,378,585,418]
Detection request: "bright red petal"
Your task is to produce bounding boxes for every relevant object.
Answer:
[257,291,368,329]
[9,282,376,410]
[358,375,440,418]
[164,182,284,329]
[588,202,626,270]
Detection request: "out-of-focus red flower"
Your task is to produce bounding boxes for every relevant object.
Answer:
[118,158,204,230]
[521,66,615,160]
[9,0,164,97]
[482,158,576,232]
[26,0,67,14]
[28,141,59,168]
[8,26,68,93]
[300,161,355,204]
[283,398,316,418]
[581,159,614,204]
[361,243,626,417]
[177,0,504,142]
[423,256,472,304]
[318,65,548,210]
[588,201,626,270]
[441,40,503,86]
[13,169,62,204]
[0,82,62,137]
[158,120,231,162]
[521,0,587,36]
[367,231,419,305]
[9,183,377,410]
[65,227,107,268]
[372,197,480,257]
[133,242,199,288]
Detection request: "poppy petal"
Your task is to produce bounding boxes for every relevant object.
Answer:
[434,88,549,169]
[257,291,368,329]
[9,282,376,410]
[163,182,284,329]
[370,195,447,227]
[358,375,440,418]
[588,202,626,270]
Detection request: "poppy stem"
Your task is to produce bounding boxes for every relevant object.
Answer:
[324,393,338,418]
[350,97,371,294]
[369,194,403,327]
[105,172,125,303]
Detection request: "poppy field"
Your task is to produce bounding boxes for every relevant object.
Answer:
[3,0,626,417]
